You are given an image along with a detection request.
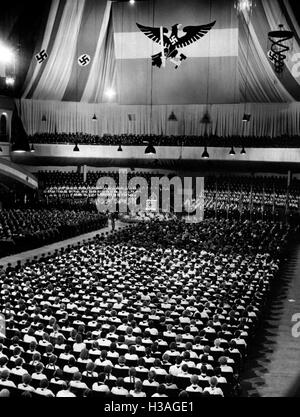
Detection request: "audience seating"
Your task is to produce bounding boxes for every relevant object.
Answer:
[0,218,291,398]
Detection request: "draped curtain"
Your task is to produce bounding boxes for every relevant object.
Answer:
[18,99,300,138]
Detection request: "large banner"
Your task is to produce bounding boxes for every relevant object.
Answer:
[2,0,298,104]
[113,0,239,105]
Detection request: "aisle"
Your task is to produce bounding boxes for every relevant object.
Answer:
[241,243,300,397]
[0,220,127,269]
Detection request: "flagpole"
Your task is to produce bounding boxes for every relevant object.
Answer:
[160,26,166,67]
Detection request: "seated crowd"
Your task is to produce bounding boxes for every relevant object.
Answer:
[0,218,291,397]
[37,170,300,221]
[0,208,107,257]
[29,132,300,148]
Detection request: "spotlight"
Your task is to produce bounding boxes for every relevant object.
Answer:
[5,76,15,86]
[0,43,14,64]
[242,113,251,122]
[202,146,209,159]
[234,0,255,13]
[92,114,97,121]
[229,146,236,156]
[73,143,80,152]
[145,144,156,155]
[30,144,35,153]
[117,145,123,152]
[105,88,116,99]
[240,146,246,155]
[129,0,135,4]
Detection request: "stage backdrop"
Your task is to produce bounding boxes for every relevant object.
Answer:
[0,0,294,105]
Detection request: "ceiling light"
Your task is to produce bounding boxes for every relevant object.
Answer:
[5,76,15,86]
[240,147,246,155]
[242,113,251,122]
[145,144,156,155]
[168,111,177,121]
[200,112,211,124]
[73,143,80,152]
[30,144,35,153]
[202,146,209,159]
[117,145,123,152]
[105,88,116,99]
[92,114,97,121]
[229,146,236,156]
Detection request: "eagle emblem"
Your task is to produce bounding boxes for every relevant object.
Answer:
[136,21,216,69]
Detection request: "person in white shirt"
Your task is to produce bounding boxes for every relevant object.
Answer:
[111,378,129,396]
[35,379,55,397]
[186,375,203,394]
[124,345,139,362]
[124,367,141,385]
[95,350,113,368]
[50,369,66,386]
[18,374,35,393]
[129,380,146,397]
[56,383,76,398]
[152,384,168,397]
[73,334,86,352]
[63,357,79,374]
[0,370,16,388]
[0,344,8,361]
[82,361,98,378]
[204,376,224,397]
[23,328,37,344]
[11,358,27,376]
[32,362,47,381]
[143,371,159,388]
[169,357,183,377]
[92,373,110,393]
[69,372,89,390]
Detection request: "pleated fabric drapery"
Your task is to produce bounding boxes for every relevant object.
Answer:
[18,98,300,138]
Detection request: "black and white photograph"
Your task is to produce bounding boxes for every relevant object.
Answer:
[0,0,300,411]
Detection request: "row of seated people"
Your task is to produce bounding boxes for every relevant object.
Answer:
[29,132,300,148]
[0,218,291,397]
[37,171,300,216]
[0,208,107,257]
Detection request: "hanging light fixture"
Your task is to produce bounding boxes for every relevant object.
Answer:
[92,114,97,121]
[200,111,211,124]
[168,111,177,121]
[145,143,156,155]
[73,143,80,152]
[240,146,246,155]
[242,113,251,122]
[117,145,123,152]
[229,146,236,156]
[41,115,46,122]
[30,143,35,153]
[202,146,209,159]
